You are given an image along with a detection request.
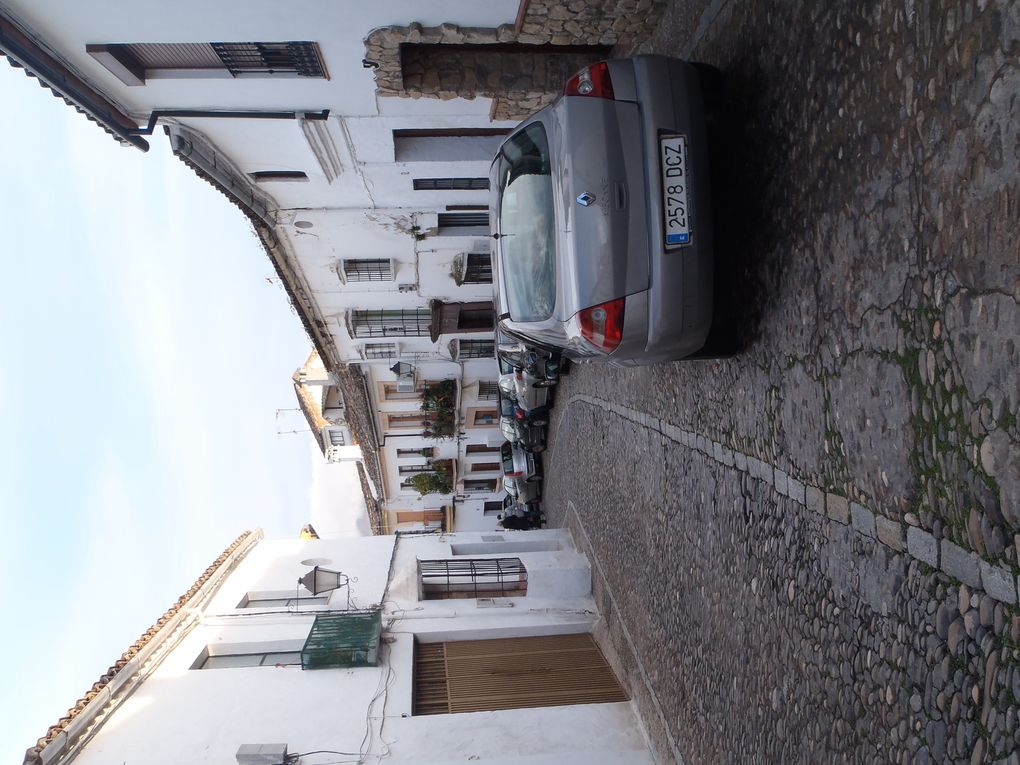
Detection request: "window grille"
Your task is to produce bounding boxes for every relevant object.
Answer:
[463,252,493,284]
[419,558,527,600]
[363,343,398,359]
[352,309,431,338]
[211,41,325,77]
[457,339,494,359]
[438,212,489,228]
[463,478,498,493]
[328,430,345,446]
[413,177,489,191]
[300,611,382,669]
[477,381,499,401]
[344,258,394,282]
[398,447,435,458]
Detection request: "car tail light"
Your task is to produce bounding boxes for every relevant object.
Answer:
[564,62,614,99]
[578,298,625,353]
[506,470,522,478]
[515,409,525,420]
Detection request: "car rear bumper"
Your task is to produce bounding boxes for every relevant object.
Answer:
[610,55,715,365]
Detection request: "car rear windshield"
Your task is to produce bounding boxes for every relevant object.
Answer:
[495,122,556,323]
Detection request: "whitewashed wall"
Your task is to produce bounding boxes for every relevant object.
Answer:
[67,534,654,765]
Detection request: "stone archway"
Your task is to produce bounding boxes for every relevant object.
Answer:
[364,1,666,121]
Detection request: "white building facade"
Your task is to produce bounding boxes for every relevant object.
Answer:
[24,530,656,765]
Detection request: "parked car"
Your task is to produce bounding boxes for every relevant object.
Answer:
[503,476,541,507]
[491,55,718,366]
[499,394,546,452]
[500,493,545,529]
[498,369,550,415]
[496,329,565,383]
[500,440,540,483]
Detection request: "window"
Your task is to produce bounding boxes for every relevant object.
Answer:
[197,649,303,669]
[463,478,498,493]
[413,634,627,714]
[463,252,493,284]
[343,259,394,282]
[393,128,511,162]
[327,430,345,446]
[466,443,500,454]
[239,592,328,609]
[472,410,497,426]
[301,611,382,669]
[457,339,495,359]
[399,464,431,476]
[386,413,428,430]
[477,380,499,400]
[352,309,430,338]
[381,381,425,401]
[470,461,500,473]
[363,342,398,359]
[250,171,308,182]
[87,41,327,86]
[438,212,488,227]
[483,501,504,516]
[419,557,527,600]
[413,177,489,191]
[398,447,435,459]
[495,122,556,322]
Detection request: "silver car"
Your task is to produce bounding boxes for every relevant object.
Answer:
[498,370,550,415]
[491,55,715,366]
[503,475,541,506]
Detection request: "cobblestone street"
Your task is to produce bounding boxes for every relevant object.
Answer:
[545,1,1020,762]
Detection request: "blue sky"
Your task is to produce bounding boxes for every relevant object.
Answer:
[0,60,367,763]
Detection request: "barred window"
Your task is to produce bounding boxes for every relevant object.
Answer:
[419,558,527,600]
[438,212,488,228]
[398,447,435,459]
[477,381,499,400]
[457,339,495,359]
[352,309,431,338]
[363,343,398,359]
[87,41,326,86]
[413,178,489,191]
[344,259,394,282]
[327,430,345,446]
[463,252,493,284]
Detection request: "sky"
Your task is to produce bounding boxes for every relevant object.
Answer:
[0,60,368,763]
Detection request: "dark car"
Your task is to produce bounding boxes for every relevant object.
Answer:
[499,394,546,452]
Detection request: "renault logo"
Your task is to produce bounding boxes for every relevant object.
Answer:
[576,192,596,207]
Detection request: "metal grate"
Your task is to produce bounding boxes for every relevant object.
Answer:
[352,309,431,338]
[463,252,493,284]
[457,339,495,359]
[300,610,382,669]
[413,177,489,191]
[344,258,393,282]
[477,381,499,400]
[328,430,345,446]
[420,558,527,600]
[363,343,398,359]
[438,212,489,227]
[212,41,325,77]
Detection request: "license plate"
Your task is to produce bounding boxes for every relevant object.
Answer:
[660,135,692,247]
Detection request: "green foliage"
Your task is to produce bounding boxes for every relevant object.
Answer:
[406,461,452,495]
[421,379,457,439]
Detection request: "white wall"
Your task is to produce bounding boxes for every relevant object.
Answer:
[68,533,654,765]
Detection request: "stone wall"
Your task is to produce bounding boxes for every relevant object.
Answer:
[363,0,667,121]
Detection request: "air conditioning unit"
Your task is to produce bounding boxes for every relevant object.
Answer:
[236,744,288,765]
[396,377,416,393]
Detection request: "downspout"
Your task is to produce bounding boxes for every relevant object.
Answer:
[128,108,329,136]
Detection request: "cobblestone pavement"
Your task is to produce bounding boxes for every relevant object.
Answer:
[544,1,1020,763]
